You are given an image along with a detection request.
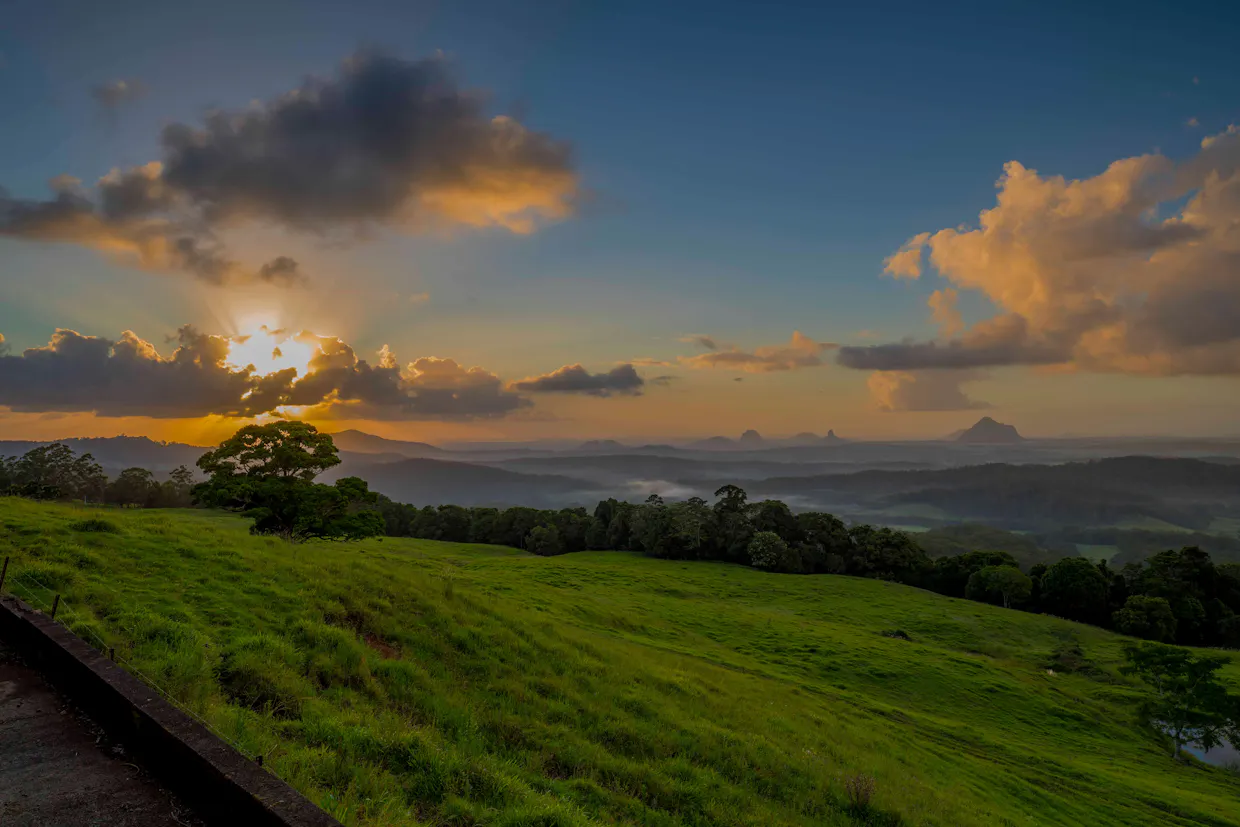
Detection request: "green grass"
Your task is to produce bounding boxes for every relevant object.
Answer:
[1,498,1238,827]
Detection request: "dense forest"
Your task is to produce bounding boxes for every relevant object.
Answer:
[5,439,1240,649]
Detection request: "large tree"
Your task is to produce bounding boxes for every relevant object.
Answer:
[1113,595,1178,642]
[1040,557,1109,624]
[194,422,382,542]
[1122,642,1240,759]
[966,565,1032,609]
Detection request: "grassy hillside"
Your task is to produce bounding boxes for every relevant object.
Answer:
[1,499,1238,827]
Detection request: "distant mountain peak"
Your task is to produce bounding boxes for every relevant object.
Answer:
[955,417,1024,444]
[739,429,764,444]
[824,429,845,444]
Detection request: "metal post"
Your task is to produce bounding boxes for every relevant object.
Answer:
[50,593,60,620]
[0,557,8,594]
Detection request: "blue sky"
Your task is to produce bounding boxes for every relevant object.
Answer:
[2,0,1239,441]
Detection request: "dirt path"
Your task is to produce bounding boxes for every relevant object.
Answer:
[0,641,205,827]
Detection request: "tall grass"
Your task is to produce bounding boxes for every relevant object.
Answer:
[1,497,1238,826]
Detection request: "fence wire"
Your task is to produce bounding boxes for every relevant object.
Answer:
[2,559,256,760]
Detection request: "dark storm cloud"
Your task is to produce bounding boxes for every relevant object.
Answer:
[510,363,644,397]
[1,51,578,285]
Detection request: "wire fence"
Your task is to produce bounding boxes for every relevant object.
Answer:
[0,555,258,762]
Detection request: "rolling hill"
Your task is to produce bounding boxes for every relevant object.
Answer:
[327,429,446,458]
[1,499,1237,826]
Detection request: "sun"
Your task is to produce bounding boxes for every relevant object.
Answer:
[225,314,318,376]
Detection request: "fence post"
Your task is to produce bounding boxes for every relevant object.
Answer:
[0,556,8,594]
[50,593,60,621]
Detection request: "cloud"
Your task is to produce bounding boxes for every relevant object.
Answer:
[649,375,677,386]
[0,163,299,285]
[283,336,529,419]
[510,363,644,397]
[630,357,673,367]
[883,232,931,278]
[680,331,836,372]
[92,79,145,109]
[257,256,305,286]
[679,334,719,351]
[0,326,528,420]
[868,369,991,412]
[927,288,963,338]
[839,315,1070,370]
[0,327,266,417]
[1,50,577,285]
[842,125,1240,376]
[1186,117,1200,128]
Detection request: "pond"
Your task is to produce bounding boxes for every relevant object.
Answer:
[1183,736,1239,769]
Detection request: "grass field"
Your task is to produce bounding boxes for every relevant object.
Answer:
[1,498,1238,826]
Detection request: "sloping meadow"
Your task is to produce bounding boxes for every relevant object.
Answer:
[1,498,1238,826]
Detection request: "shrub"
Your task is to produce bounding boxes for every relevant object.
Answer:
[843,772,877,811]
[218,633,313,718]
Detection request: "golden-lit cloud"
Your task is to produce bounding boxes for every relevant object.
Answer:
[841,123,1240,377]
[927,288,963,338]
[0,51,577,285]
[867,369,990,412]
[680,331,836,372]
[882,232,931,278]
[0,325,529,421]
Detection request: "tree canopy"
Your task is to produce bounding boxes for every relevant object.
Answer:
[1122,642,1240,759]
[194,422,381,543]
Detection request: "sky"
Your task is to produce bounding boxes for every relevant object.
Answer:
[2,0,1240,444]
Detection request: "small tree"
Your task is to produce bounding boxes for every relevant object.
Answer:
[108,467,157,507]
[748,531,795,572]
[1121,642,1240,759]
[1113,595,1178,642]
[966,565,1032,609]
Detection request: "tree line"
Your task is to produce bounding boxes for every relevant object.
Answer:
[0,443,196,508]
[374,492,1240,650]
[6,424,1240,648]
